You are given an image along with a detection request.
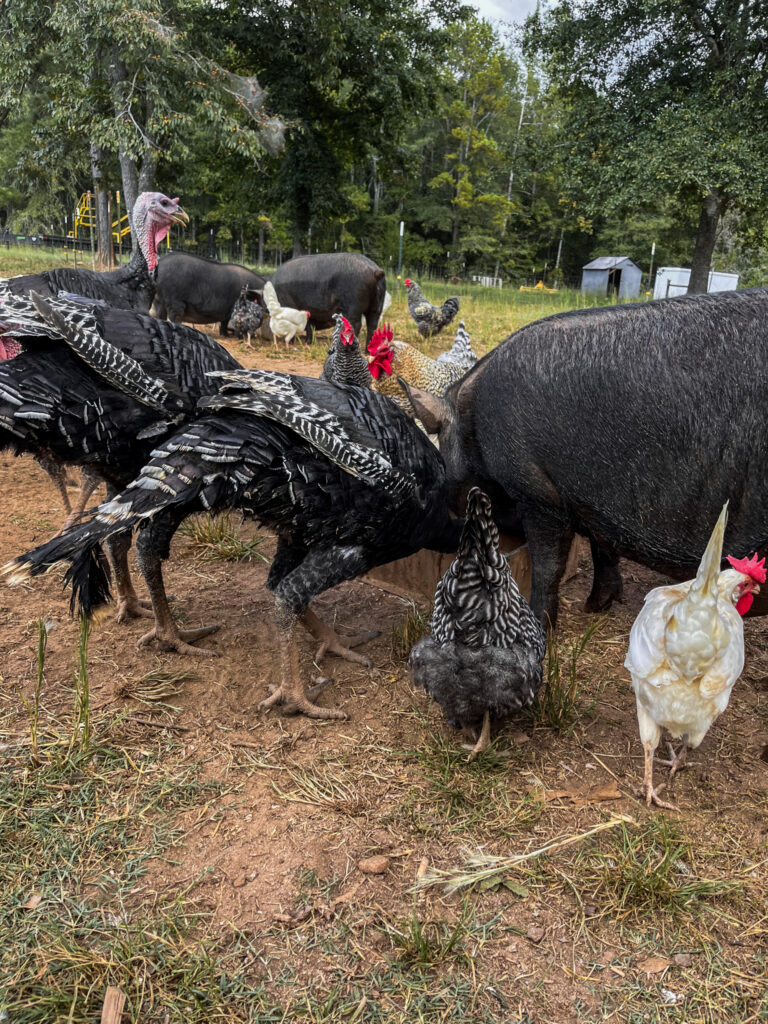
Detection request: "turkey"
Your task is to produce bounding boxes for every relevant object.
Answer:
[404,279,460,338]
[409,487,546,759]
[321,314,371,388]
[6,370,464,719]
[0,291,241,625]
[1,192,189,525]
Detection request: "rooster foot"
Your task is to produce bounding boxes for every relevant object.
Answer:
[259,676,347,720]
[636,780,677,810]
[137,623,220,657]
[461,711,491,762]
[115,596,154,623]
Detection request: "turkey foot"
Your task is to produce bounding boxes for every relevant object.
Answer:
[115,595,154,623]
[301,610,376,667]
[658,740,689,783]
[137,622,220,657]
[259,675,346,720]
[462,711,491,762]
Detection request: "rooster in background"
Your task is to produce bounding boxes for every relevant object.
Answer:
[436,321,477,370]
[262,281,310,347]
[409,488,546,759]
[367,324,467,415]
[625,503,764,809]
[321,314,371,389]
[405,278,460,338]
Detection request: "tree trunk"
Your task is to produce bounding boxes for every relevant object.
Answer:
[90,143,113,271]
[292,226,305,257]
[688,190,727,294]
[258,221,265,265]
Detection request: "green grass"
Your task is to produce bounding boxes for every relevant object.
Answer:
[179,512,269,563]
[531,619,603,733]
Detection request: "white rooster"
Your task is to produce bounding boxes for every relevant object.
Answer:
[625,503,765,809]
[262,281,310,347]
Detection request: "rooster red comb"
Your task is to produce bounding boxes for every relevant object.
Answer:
[727,552,767,583]
[404,278,412,287]
[369,324,394,353]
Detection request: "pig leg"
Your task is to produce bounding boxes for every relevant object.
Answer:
[523,511,574,628]
[584,538,623,612]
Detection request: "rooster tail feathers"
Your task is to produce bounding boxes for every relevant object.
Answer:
[28,292,171,412]
[460,487,501,563]
[690,502,729,600]
[262,281,280,315]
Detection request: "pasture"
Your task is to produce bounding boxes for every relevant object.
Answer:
[1,255,767,1024]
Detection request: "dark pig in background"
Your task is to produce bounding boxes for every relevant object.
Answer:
[152,253,266,335]
[403,288,768,625]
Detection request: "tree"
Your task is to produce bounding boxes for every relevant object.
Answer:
[525,0,768,292]
[0,0,284,247]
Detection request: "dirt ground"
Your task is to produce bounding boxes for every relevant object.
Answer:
[2,332,768,1023]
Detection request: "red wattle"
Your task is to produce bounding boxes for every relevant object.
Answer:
[736,592,754,616]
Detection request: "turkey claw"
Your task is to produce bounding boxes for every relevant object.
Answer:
[137,623,220,656]
[115,597,154,623]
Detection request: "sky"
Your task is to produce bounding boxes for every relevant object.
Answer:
[472,0,538,24]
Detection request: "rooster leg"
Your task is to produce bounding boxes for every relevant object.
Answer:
[640,741,676,810]
[105,530,154,622]
[657,738,689,783]
[260,602,347,719]
[463,711,492,762]
[301,608,377,667]
[135,512,220,656]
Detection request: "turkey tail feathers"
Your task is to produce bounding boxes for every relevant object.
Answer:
[29,292,171,412]
[3,524,113,618]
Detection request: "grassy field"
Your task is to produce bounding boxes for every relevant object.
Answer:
[2,249,767,1024]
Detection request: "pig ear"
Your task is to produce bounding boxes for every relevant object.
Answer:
[397,379,451,433]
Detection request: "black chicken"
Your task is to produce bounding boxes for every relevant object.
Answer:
[0,193,189,524]
[409,487,546,758]
[321,314,371,388]
[7,370,463,719]
[0,292,241,625]
[227,285,265,346]
[404,279,460,338]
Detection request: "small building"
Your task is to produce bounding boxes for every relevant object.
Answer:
[580,256,642,300]
[652,267,739,300]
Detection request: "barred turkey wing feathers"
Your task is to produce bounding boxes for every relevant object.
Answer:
[29,292,173,412]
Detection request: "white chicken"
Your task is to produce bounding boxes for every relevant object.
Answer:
[262,281,310,347]
[624,503,765,809]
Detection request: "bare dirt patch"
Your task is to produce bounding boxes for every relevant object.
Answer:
[2,331,768,1022]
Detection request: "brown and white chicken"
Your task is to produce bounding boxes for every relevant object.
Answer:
[624,503,765,809]
[404,278,459,337]
[367,324,467,414]
[262,281,310,347]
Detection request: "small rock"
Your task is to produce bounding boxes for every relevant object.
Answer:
[359,855,390,875]
[637,956,671,974]
[672,953,694,967]
[526,924,545,944]
[584,904,598,918]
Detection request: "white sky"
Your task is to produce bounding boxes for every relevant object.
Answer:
[472,0,538,24]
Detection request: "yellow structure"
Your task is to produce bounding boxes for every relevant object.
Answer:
[519,280,558,294]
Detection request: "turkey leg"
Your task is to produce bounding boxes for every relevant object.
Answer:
[56,469,102,535]
[106,530,154,622]
[135,512,220,656]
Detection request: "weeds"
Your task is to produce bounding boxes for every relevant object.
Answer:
[14,617,51,764]
[391,601,431,659]
[69,614,92,754]
[532,618,603,732]
[576,819,739,920]
[179,512,268,563]
[386,902,472,967]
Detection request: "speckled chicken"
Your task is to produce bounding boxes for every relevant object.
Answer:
[227,286,264,346]
[367,324,467,414]
[436,321,477,370]
[409,487,546,758]
[321,314,371,388]
[405,278,460,338]
[625,503,765,809]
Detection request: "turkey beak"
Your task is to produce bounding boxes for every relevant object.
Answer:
[170,206,189,227]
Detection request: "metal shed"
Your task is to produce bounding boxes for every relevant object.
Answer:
[580,256,642,300]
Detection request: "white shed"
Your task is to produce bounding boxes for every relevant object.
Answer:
[653,267,739,300]
[580,256,642,300]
